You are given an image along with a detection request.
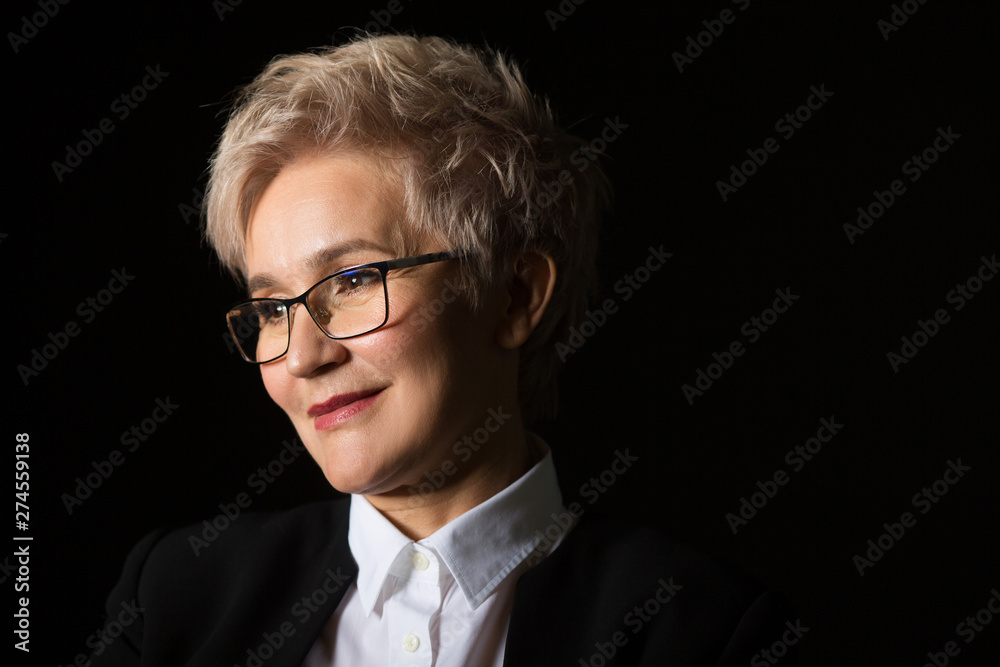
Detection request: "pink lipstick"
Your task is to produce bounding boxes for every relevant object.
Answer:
[308,389,384,430]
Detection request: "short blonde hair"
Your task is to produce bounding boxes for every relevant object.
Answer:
[204,34,610,423]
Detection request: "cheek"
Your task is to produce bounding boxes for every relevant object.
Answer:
[372,305,461,381]
[373,305,491,421]
[260,366,297,415]
[361,290,442,372]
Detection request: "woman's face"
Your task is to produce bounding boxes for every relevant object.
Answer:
[244,154,515,497]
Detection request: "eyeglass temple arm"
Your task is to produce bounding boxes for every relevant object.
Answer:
[384,250,464,271]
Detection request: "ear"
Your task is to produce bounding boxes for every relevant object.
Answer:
[496,251,557,349]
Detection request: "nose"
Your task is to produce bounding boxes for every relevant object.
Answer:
[283,302,346,377]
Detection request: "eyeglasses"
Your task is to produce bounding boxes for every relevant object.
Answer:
[226,250,463,363]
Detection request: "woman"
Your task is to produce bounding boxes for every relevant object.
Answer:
[91,33,793,666]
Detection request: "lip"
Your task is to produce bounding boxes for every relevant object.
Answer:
[309,389,384,430]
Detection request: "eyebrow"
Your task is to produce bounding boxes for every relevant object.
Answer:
[247,238,393,294]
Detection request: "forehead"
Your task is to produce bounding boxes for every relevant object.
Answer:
[244,154,404,282]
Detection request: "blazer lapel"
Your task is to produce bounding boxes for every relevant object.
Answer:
[261,501,360,667]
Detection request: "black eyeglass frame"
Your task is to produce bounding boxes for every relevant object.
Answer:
[226,250,464,364]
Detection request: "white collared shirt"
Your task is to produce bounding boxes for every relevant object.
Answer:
[301,438,570,667]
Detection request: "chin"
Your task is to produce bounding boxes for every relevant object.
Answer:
[293,388,440,495]
[302,426,398,496]
[321,464,407,497]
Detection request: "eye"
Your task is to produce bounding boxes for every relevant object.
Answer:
[253,300,287,326]
[334,268,380,294]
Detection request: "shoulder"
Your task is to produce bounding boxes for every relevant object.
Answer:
[507,509,797,665]
[89,498,356,665]
[557,509,761,598]
[149,496,351,565]
[136,497,353,601]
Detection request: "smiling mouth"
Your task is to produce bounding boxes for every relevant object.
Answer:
[308,389,384,430]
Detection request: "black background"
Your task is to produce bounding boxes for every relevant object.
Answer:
[5,1,998,665]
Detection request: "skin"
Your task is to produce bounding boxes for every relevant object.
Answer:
[244,153,557,540]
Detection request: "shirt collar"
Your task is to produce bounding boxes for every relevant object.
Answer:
[347,433,568,614]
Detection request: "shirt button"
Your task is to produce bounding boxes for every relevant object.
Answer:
[403,633,420,652]
[412,552,430,570]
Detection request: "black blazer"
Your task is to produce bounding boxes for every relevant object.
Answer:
[88,499,797,666]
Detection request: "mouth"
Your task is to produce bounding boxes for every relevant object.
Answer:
[308,388,384,430]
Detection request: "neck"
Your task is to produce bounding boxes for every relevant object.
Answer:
[365,421,544,541]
